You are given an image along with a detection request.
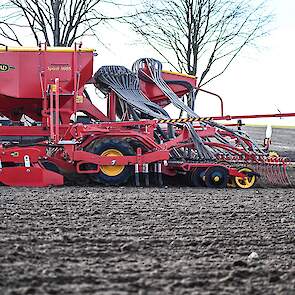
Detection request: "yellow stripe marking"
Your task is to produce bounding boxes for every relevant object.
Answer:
[0,46,94,53]
[158,117,215,124]
[162,70,196,79]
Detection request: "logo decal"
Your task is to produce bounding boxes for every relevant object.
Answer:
[48,64,72,72]
[0,64,15,72]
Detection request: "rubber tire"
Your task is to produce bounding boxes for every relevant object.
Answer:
[89,139,135,186]
[204,166,228,188]
[41,161,60,174]
[190,168,206,187]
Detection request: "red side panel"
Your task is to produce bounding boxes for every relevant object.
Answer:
[0,50,93,99]
[140,71,197,107]
[0,166,64,187]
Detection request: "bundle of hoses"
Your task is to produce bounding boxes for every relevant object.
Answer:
[94,66,169,120]
[132,58,267,158]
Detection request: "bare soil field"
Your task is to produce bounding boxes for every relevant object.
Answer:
[0,127,295,295]
[245,126,295,160]
[1,187,295,295]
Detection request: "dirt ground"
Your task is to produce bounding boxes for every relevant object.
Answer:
[1,187,295,295]
[0,126,295,295]
[244,126,295,160]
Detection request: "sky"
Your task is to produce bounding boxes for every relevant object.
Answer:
[0,0,294,126]
[91,0,295,126]
[206,0,295,126]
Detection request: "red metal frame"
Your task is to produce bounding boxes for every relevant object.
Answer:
[197,88,224,116]
[108,91,117,121]
[209,112,295,121]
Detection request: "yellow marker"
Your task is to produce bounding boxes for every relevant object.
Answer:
[76,95,84,104]
[51,84,57,92]
[162,69,196,79]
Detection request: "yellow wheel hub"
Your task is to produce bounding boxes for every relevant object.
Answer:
[213,176,220,182]
[234,167,256,189]
[100,149,124,177]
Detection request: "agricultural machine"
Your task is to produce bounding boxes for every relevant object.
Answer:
[0,45,294,188]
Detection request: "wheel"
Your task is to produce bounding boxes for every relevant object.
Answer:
[89,139,134,186]
[234,167,256,189]
[204,166,228,188]
[190,168,206,187]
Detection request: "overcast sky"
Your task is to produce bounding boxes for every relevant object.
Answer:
[93,0,295,126]
[208,0,295,126]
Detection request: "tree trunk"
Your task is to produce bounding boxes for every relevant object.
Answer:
[52,0,61,46]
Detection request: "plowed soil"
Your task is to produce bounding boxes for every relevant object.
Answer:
[245,126,295,161]
[0,127,295,295]
[1,187,295,295]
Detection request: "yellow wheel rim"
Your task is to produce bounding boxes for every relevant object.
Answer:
[234,167,256,189]
[100,149,124,177]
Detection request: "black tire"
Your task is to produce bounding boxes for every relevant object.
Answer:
[88,139,135,186]
[190,168,206,187]
[204,166,228,188]
[41,161,60,174]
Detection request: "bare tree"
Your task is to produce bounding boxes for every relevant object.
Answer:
[0,0,138,47]
[128,0,272,92]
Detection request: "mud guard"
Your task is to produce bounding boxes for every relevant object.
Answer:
[0,166,64,187]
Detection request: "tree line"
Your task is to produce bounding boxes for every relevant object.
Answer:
[0,0,272,90]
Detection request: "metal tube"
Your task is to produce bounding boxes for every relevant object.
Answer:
[55,78,60,143]
[49,88,54,142]
[157,162,163,186]
[135,163,140,187]
[143,163,149,187]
